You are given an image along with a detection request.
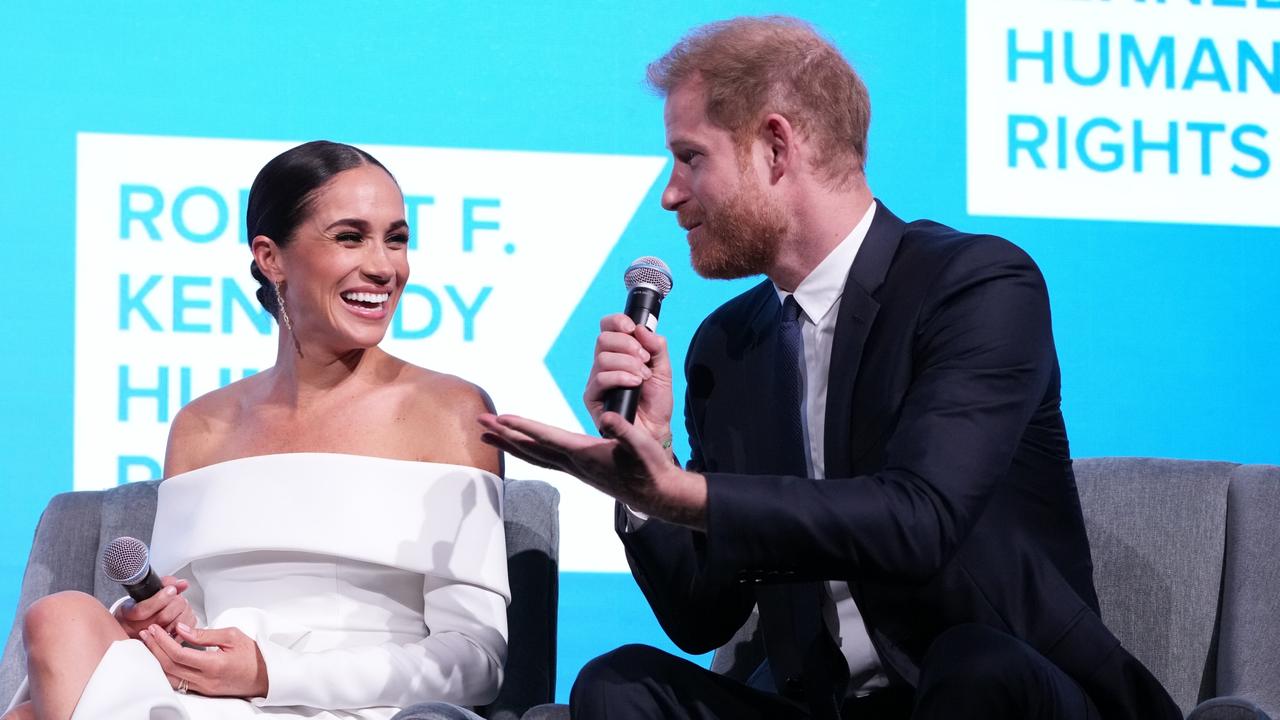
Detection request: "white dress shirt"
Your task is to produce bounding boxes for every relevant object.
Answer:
[772,200,888,694]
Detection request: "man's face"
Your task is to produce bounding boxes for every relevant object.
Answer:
[661,80,788,280]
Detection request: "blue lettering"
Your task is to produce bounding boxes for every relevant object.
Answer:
[1120,35,1175,89]
[1008,29,1053,84]
[239,188,251,245]
[1077,118,1125,172]
[1064,32,1109,86]
[1231,125,1270,178]
[1238,40,1280,93]
[179,366,193,407]
[118,365,169,422]
[405,195,435,251]
[1186,123,1226,175]
[393,284,442,339]
[221,278,272,334]
[1008,115,1048,168]
[172,186,228,243]
[1182,38,1231,91]
[1056,116,1068,169]
[446,285,492,342]
[172,276,213,333]
[218,367,258,387]
[117,455,162,485]
[462,198,501,252]
[119,274,163,331]
[120,184,163,240]
[1133,121,1179,174]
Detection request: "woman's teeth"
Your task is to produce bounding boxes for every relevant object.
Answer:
[343,289,386,301]
[340,289,389,307]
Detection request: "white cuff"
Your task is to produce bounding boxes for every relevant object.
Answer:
[623,505,650,531]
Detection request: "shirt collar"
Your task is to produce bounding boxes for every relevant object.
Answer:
[774,200,877,323]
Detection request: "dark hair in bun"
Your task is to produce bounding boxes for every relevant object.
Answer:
[246,140,389,318]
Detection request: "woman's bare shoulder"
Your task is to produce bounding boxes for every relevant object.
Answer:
[163,373,266,477]
[387,358,501,476]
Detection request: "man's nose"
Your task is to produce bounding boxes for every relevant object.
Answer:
[661,168,688,212]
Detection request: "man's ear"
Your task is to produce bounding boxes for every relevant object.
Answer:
[760,113,796,184]
[251,235,285,282]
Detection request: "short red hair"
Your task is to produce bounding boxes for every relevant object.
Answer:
[647,16,871,185]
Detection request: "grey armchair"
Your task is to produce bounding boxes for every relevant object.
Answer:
[524,457,1280,720]
[0,477,559,720]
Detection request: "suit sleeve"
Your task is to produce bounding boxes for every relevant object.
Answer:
[704,238,1058,583]
[613,321,756,656]
[253,575,507,709]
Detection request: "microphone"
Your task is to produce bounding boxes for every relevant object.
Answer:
[102,536,165,602]
[603,256,674,424]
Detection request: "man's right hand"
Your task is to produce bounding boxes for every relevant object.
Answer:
[114,576,197,638]
[584,313,674,448]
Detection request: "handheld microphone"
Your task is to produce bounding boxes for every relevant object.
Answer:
[102,536,165,602]
[602,256,674,424]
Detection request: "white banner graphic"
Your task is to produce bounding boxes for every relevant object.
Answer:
[967,0,1280,227]
[75,132,666,571]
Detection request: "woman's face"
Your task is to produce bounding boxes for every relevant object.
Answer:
[278,164,410,352]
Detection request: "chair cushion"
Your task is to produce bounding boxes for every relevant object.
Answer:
[1073,457,1234,715]
[1216,466,1280,717]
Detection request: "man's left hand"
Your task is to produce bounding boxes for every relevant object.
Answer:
[478,411,707,530]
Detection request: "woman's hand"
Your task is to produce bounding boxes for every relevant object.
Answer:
[114,577,197,639]
[139,623,269,698]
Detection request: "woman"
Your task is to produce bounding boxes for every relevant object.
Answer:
[4,141,508,720]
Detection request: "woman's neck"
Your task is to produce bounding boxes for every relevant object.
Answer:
[266,328,383,408]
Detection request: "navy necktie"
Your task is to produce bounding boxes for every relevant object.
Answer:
[762,294,850,718]
[777,295,808,476]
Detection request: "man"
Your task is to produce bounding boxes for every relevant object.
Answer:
[480,16,1180,720]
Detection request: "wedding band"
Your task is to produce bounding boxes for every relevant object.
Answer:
[176,677,188,694]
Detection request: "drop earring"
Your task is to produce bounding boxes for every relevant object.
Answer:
[274,280,303,357]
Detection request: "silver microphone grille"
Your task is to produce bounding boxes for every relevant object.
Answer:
[623,256,673,298]
[102,536,151,585]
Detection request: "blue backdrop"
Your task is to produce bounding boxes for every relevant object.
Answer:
[2,0,1277,703]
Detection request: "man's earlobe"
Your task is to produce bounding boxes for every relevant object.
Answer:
[763,114,794,181]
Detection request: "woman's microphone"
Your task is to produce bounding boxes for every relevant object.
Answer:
[101,536,165,602]
[602,256,674,424]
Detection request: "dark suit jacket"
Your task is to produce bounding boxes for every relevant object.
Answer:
[617,202,1180,719]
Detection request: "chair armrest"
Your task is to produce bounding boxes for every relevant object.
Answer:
[476,479,560,720]
[1189,696,1273,720]
[1,490,105,706]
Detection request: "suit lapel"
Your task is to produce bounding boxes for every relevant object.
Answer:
[823,201,905,478]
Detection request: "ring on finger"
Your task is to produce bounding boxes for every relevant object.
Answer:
[176,677,188,694]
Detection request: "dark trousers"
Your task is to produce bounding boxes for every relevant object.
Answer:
[570,624,1100,720]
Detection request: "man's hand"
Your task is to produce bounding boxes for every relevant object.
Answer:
[114,577,197,639]
[139,623,269,699]
[479,411,707,530]
[584,314,674,446]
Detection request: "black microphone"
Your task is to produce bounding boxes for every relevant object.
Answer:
[102,536,165,602]
[602,256,674,424]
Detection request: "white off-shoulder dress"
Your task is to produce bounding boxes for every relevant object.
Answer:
[7,453,510,719]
